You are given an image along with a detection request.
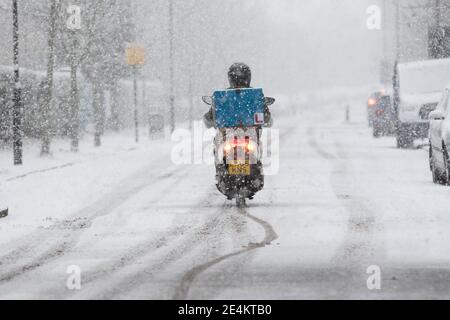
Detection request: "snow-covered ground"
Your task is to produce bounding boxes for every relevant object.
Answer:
[0,129,172,245]
[1,97,450,299]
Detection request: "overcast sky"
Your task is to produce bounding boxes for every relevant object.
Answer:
[258,0,382,94]
[134,0,384,96]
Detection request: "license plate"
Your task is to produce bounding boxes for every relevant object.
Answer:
[228,164,251,176]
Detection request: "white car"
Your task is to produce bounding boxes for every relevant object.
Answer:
[429,86,450,184]
[394,59,450,148]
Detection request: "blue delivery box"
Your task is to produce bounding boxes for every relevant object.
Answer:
[213,88,265,128]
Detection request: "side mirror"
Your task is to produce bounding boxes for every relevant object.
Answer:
[265,97,276,106]
[429,110,446,120]
[202,96,213,106]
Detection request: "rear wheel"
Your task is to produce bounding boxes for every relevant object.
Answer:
[396,123,415,149]
[236,195,246,208]
[430,148,440,184]
[368,115,373,128]
[430,147,448,185]
[443,146,450,185]
[373,125,382,138]
[396,130,413,148]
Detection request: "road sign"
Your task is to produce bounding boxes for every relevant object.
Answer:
[126,45,146,66]
[126,44,146,143]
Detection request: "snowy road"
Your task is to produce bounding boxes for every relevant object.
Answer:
[1,101,450,299]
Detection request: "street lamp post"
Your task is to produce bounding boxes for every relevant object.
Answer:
[395,0,401,61]
[12,0,23,166]
[126,45,146,143]
[169,0,175,133]
[41,0,58,156]
[133,65,139,143]
[435,0,441,27]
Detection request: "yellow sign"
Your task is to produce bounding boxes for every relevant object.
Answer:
[126,45,146,66]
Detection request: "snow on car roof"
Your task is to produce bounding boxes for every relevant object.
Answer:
[398,58,450,96]
[399,57,450,70]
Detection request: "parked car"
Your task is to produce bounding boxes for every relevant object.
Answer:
[149,113,165,135]
[0,207,7,218]
[369,93,396,137]
[367,91,382,127]
[429,86,450,184]
[393,59,450,148]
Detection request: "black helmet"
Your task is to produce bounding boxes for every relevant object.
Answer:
[228,63,251,88]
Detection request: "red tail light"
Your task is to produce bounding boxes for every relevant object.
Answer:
[246,141,257,152]
[223,138,257,153]
[224,143,233,153]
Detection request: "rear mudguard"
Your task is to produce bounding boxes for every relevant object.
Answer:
[215,163,264,200]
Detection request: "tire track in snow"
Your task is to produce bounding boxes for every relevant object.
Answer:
[0,121,291,296]
[306,127,337,160]
[88,201,260,299]
[5,146,139,182]
[306,126,381,267]
[19,161,224,299]
[173,207,278,300]
[90,200,231,299]
[6,163,76,182]
[0,164,191,284]
[169,124,298,300]
[48,191,225,299]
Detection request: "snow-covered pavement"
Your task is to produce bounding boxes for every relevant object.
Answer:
[1,100,450,299]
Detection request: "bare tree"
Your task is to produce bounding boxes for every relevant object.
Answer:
[82,0,134,146]
[40,0,60,156]
[56,0,130,151]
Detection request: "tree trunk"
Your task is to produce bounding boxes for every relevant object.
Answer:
[12,0,22,166]
[110,80,120,131]
[133,67,139,143]
[169,0,175,133]
[188,79,194,130]
[92,79,102,147]
[142,80,147,128]
[69,60,80,152]
[41,0,58,156]
[100,87,106,135]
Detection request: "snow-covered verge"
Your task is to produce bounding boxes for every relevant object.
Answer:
[0,129,172,245]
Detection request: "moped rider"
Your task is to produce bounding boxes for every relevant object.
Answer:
[203,63,273,128]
